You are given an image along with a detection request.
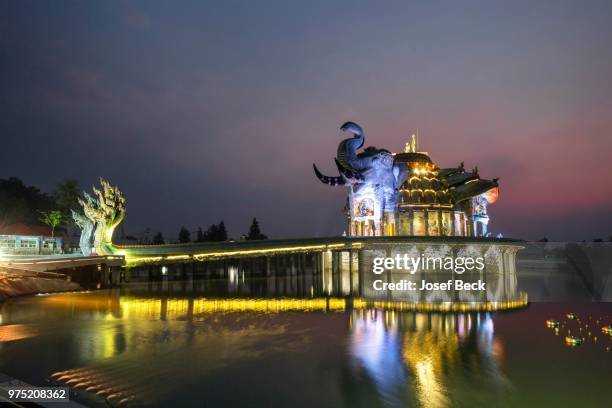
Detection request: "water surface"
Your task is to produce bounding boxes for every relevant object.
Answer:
[0,281,610,407]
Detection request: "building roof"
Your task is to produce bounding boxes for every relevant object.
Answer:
[394,151,432,165]
[0,223,54,237]
[394,141,498,208]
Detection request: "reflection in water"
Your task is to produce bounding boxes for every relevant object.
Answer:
[349,310,509,408]
[0,288,518,407]
[51,322,299,406]
[0,324,38,342]
[1,289,516,407]
[350,311,407,406]
[22,291,525,324]
[0,282,609,407]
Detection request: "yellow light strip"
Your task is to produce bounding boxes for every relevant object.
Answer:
[1,256,123,266]
[124,243,352,264]
[109,296,529,316]
[352,297,528,312]
[165,255,191,260]
[41,295,527,314]
[115,297,348,315]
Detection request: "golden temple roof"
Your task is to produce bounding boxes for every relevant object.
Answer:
[394,134,496,208]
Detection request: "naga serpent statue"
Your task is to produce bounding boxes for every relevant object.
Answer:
[71,209,94,256]
[313,122,405,234]
[74,177,126,255]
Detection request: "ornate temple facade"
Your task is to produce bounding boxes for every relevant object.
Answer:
[314,122,499,237]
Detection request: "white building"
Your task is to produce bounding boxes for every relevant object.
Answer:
[0,223,63,255]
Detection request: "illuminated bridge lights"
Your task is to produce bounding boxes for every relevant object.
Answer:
[351,296,528,313]
[93,297,531,319]
[120,242,363,266]
[38,294,528,319]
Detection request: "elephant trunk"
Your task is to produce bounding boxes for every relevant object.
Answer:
[336,121,365,171]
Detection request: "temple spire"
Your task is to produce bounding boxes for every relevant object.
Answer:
[404,132,418,153]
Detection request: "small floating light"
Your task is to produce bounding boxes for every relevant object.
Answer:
[546,319,559,328]
[602,325,612,336]
[565,336,583,347]
[567,313,577,320]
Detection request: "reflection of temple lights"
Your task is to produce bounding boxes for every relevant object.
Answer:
[480,313,495,341]
[414,359,448,408]
[403,332,452,408]
[457,314,466,339]
[350,310,405,405]
[0,324,37,342]
[351,297,528,312]
[37,294,528,322]
[228,266,238,285]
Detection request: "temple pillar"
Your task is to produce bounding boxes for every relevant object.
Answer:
[409,210,414,235]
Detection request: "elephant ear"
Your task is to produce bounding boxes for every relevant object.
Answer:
[393,163,407,189]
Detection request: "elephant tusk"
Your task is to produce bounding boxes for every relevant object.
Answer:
[313,164,346,186]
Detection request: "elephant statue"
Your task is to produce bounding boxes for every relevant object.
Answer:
[313,122,405,235]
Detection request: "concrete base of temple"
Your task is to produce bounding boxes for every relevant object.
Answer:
[119,236,527,310]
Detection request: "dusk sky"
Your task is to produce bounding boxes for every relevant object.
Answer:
[2,0,612,241]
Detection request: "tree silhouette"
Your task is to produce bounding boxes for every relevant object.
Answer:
[0,177,55,225]
[246,217,267,240]
[218,221,228,241]
[196,227,204,242]
[178,226,191,243]
[53,179,81,222]
[152,232,165,245]
[197,221,228,242]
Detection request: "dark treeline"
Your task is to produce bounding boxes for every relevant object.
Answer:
[159,218,267,245]
[195,221,227,242]
[5,177,611,244]
[0,177,81,227]
[1,178,269,245]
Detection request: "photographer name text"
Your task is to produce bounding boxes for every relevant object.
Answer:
[372,253,487,292]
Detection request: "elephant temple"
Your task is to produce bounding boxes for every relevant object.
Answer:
[12,129,524,311]
[314,123,499,238]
